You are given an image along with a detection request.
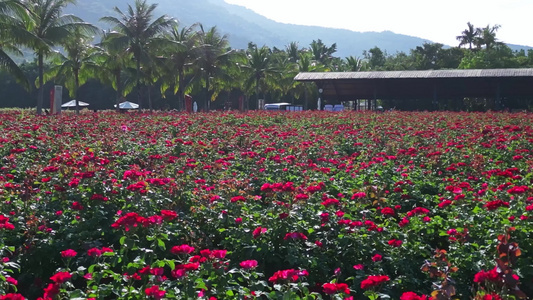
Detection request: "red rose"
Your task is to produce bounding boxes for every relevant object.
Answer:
[0,294,25,300]
[239,260,258,269]
[252,227,267,238]
[360,275,390,289]
[323,282,350,294]
[400,291,427,300]
[145,285,166,299]
[171,244,195,255]
[50,271,72,284]
[60,249,77,258]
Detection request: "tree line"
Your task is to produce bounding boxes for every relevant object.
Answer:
[1,0,533,113]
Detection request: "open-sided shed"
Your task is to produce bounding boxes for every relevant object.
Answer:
[294,69,533,110]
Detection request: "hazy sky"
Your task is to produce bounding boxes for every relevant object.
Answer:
[224,0,533,47]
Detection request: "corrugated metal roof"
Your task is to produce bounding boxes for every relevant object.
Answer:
[294,68,533,81]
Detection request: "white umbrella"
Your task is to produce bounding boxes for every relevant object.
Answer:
[114,101,139,109]
[61,100,89,108]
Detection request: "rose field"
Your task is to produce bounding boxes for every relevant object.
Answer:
[1,110,533,299]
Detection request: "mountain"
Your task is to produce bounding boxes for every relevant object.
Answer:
[65,0,532,58]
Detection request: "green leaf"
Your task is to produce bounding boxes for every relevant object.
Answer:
[166,259,175,270]
[283,293,296,300]
[157,238,166,250]
[195,278,207,290]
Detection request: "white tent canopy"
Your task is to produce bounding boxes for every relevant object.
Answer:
[61,100,89,108]
[114,101,139,109]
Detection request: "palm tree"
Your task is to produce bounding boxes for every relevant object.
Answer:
[138,44,164,112]
[42,28,96,114]
[270,53,297,104]
[292,52,324,110]
[100,0,175,109]
[285,41,300,63]
[309,39,337,66]
[192,24,233,111]
[475,24,503,50]
[93,31,135,111]
[22,0,97,115]
[0,0,44,91]
[159,22,197,111]
[241,43,280,109]
[209,54,243,110]
[456,22,477,50]
[345,56,364,72]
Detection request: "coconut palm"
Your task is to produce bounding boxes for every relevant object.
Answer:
[285,41,300,63]
[159,22,197,111]
[240,43,280,109]
[93,31,135,111]
[22,0,97,115]
[456,22,477,50]
[192,24,233,111]
[292,52,325,110]
[475,24,503,50]
[100,0,175,109]
[209,53,244,110]
[138,45,164,111]
[0,0,40,90]
[345,56,364,72]
[42,28,96,114]
[271,53,298,104]
[309,39,337,66]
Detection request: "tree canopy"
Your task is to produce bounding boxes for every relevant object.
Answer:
[0,3,532,112]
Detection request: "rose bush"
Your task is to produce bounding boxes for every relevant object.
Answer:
[0,109,532,299]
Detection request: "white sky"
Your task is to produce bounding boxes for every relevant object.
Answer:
[224,0,533,47]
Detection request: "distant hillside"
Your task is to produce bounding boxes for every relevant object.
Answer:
[65,0,532,58]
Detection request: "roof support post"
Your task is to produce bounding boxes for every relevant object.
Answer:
[433,83,438,111]
[372,85,377,111]
[495,81,501,110]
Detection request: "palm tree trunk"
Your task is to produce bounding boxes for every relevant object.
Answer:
[178,91,184,112]
[226,90,230,110]
[37,52,44,115]
[136,59,142,110]
[75,70,80,115]
[205,75,210,112]
[177,71,184,111]
[148,85,153,112]
[255,79,260,110]
[115,70,122,112]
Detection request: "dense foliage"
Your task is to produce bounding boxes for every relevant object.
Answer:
[0,110,532,299]
[1,0,533,112]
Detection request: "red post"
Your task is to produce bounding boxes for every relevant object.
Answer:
[49,89,55,114]
[185,95,192,113]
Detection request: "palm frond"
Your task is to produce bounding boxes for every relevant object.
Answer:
[0,48,30,90]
